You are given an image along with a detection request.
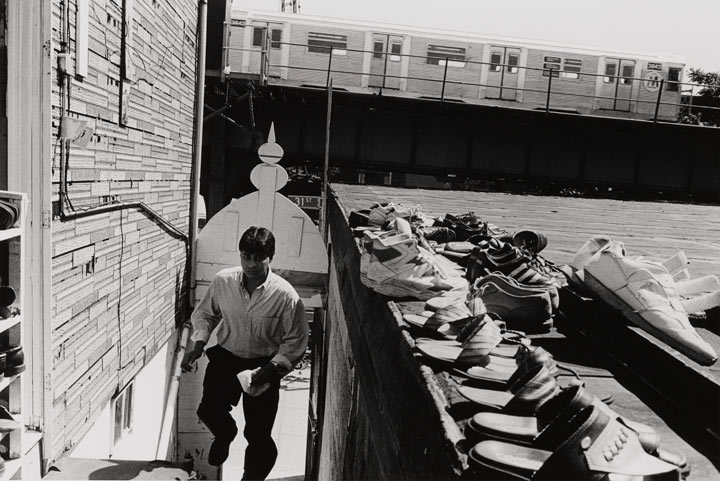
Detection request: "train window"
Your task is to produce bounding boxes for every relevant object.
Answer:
[271,29,282,49]
[427,45,466,67]
[604,63,617,83]
[667,67,681,92]
[620,64,634,84]
[490,53,502,72]
[373,41,384,59]
[542,56,561,77]
[390,43,402,62]
[507,54,519,73]
[562,58,582,79]
[308,32,348,55]
[252,27,264,48]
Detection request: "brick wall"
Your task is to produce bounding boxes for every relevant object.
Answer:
[49,0,197,460]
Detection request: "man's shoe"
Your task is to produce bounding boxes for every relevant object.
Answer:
[467,239,555,286]
[360,230,468,300]
[469,281,553,333]
[584,241,717,365]
[208,438,232,466]
[2,346,25,376]
[476,272,559,312]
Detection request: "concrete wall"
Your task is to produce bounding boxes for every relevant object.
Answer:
[49,0,196,461]
[69,333,176,460]
[316,194,464,480]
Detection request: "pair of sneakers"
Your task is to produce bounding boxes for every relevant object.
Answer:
[468,273,555,333]
[579,239,717,365]
[467,238,565,288]
[360,219,468,300]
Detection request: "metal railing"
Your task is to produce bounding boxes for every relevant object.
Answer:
[222,31,720,127]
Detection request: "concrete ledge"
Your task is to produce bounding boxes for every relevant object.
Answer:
[559,286,720,447]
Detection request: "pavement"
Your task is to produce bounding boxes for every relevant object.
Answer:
[222,366,310,481]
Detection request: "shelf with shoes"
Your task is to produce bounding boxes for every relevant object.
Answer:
[0,191,27,481]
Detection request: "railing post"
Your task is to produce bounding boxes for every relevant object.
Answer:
[653,78,665,125]
[326,47,333,88]
[441,57,449,102]
[381,41,390,90]
[545,68,554,117]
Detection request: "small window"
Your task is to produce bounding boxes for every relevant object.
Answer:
[308,32,347,55]
[390,43,402,62]
[427,44,466,67]
[562,58,582,79]
[507,54,519,74]
[490,52,502,72]
[620,64,634,84]
[542,56,561,78]
[604,63,617,83]
[113,383,134,447]
[270,29,282,49]
[667,67,681,92]
[252,27,264,48]
[373,41,384,59]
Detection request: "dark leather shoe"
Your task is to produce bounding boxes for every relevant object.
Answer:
[208,438,232,466]
[2,346,25,376]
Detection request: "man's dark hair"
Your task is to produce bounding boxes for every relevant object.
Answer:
[239,226,275,259]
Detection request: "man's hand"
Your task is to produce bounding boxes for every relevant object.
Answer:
[181,341,206,372]
[238,368,270,397]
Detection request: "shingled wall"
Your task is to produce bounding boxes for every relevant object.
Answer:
[49,0,197,459]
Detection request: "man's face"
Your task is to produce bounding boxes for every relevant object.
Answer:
[240,250,271,281]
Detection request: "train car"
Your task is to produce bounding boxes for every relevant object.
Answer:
[224,9,685,121]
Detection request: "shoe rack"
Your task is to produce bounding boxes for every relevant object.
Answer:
[0,191,26,479]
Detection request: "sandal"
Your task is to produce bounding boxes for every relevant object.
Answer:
[457,364,560,415]
[415,316,522,369]
[468,405,679,480]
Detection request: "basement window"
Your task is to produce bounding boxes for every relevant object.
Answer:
[308,32,347,55]
[112,382,134,448]
[426,45,466,68]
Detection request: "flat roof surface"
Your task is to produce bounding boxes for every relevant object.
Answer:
[331,183,720,279]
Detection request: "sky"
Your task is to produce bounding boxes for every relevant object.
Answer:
[234,0,720,72]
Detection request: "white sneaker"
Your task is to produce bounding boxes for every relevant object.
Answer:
[584,241,717,365]
[569,235,612,271]
[360,230,468,300]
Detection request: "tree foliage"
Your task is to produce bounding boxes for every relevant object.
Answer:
[678,68,720,126]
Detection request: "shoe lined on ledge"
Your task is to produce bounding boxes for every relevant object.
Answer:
[583,241,717,366]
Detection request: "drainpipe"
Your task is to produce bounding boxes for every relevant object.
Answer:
[189,0,207,307]
[155,0,207,460]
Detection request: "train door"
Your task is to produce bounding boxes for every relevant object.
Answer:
[598,58,635,112]
[485,46,521,100]
[369,33,403,89]
[247,24,283,78]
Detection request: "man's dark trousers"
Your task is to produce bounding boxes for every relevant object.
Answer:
[197,345,280,480]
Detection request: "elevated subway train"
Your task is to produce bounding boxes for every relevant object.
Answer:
[224,10,685,121]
